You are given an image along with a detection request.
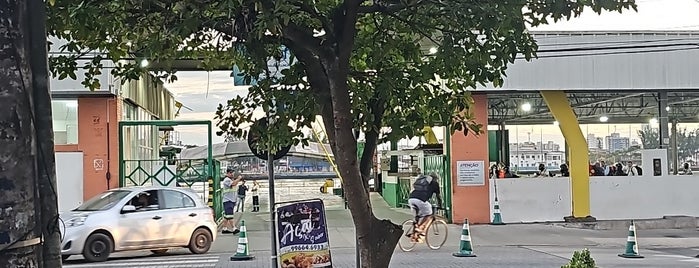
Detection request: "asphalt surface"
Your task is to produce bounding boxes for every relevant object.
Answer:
[63,190,699,268]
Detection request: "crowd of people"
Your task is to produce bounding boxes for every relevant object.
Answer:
[491,160,694,178]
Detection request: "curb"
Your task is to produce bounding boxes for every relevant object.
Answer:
[554,216,698,230]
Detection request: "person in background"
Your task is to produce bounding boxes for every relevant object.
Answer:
[559,163,570,177]
[681,162,693,175]
[600,160,610,176]
[624,161,639,176]
[251,180,261,212]
[592,162,605,176]
[613,162,627,176]
[535,163,549,177]
[221,168,241,234]
[503,166,519,178]
[236,178,249,212]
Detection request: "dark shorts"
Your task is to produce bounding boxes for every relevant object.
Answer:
[223,201,236,218]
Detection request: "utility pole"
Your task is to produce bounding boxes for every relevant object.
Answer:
[0,0,62,267]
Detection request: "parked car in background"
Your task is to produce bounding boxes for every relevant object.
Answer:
[60,186,217,262]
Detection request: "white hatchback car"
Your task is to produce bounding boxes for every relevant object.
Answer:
[60,186,217,262]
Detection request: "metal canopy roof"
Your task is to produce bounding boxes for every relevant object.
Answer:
[487,90,699,125]
[481,31,699,125]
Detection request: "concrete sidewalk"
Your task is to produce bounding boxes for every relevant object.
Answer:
[209,192,699,267]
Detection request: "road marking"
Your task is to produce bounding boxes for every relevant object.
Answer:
[64,254,221,268]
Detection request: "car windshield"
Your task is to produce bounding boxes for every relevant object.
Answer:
[73,190,131,211]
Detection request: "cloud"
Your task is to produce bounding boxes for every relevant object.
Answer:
[166,71,250,96]
[532,0,699,31]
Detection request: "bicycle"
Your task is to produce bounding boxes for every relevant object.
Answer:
[398,206,448,251]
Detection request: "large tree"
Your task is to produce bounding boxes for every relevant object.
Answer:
[1,0,62,267]
[47,0,636,266]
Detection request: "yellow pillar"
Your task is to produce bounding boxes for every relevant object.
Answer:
[540,91,591,218]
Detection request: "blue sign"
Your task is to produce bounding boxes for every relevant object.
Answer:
[276,199,332,268]
[233,46,293,86]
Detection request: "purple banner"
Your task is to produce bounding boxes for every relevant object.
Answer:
[276,199,332,268]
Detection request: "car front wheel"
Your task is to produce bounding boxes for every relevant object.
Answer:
[82,233,113,262]
[188,228,212,254]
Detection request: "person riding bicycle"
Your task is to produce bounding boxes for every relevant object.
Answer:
[408,172,443,238]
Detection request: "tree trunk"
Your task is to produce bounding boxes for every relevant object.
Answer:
[320,58,402,268]
[0,0,43,267]
[27,0,62,266]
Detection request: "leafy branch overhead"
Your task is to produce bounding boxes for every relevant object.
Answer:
[47,0,637,149]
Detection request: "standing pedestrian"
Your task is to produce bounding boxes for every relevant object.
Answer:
[221,168,241,234]
[236,179,248,212]
[251,180,260,212]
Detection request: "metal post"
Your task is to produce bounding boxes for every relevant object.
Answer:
[671,120,679,175]
[658,90,670,173]
[268,151,277,268]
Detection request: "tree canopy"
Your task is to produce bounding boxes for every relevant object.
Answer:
[48,0,636,151]
[46,0,637,266]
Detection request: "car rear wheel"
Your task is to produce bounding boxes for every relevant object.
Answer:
[82,233,113,262]
[151,249,168,255]
[188,228,212,254]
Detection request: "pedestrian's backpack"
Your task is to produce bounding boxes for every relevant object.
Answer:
[413,175,431,191]
[635,166,643,175]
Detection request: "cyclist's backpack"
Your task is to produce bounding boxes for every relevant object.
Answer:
[413,175,431,191]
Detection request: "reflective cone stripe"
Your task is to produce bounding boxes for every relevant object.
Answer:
[460,223,472,243]
[236,225,248,255]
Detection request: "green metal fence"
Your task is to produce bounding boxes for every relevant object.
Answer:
[120,158,223,219]
[423,155,452,222]
[395,155,452,223]
[397,178,412,207]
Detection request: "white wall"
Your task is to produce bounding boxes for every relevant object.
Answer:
[590,176,699,220]
[56,152,83,212]
[489,178,571,223]
[490,175,699,223]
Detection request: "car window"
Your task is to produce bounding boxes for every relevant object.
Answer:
[74,190,130,211]
[126,190,161,211]
[162,190,196,209]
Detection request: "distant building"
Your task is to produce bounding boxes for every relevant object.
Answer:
[509,141,566,172]
[605,132,630,152]
[587,134,603,149]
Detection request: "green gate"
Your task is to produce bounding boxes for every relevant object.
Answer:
[423,155,452,222]
[395,155,452,223]
[397,177,412,208]
[118,120,222,219]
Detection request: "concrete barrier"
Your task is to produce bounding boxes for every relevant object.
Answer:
[490,175,699,224]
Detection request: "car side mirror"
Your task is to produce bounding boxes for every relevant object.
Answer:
[121,205,136,213]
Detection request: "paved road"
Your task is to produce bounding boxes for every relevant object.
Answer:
[63,192,699,267]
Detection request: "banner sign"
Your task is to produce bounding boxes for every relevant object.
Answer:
[276,199,332,268]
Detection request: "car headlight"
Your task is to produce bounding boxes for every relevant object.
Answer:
[66,216,87,227]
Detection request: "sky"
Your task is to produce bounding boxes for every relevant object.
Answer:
[165,0,699,147]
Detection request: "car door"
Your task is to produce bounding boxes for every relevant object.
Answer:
[159,189,200,245]
[115,190,166,250]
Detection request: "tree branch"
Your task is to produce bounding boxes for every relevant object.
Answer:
[359,96,385,186]
[333,0,364,73]
[294,1,336,41]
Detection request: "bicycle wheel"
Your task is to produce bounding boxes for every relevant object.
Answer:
[425,219,448,250]
[398,219,417,252]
